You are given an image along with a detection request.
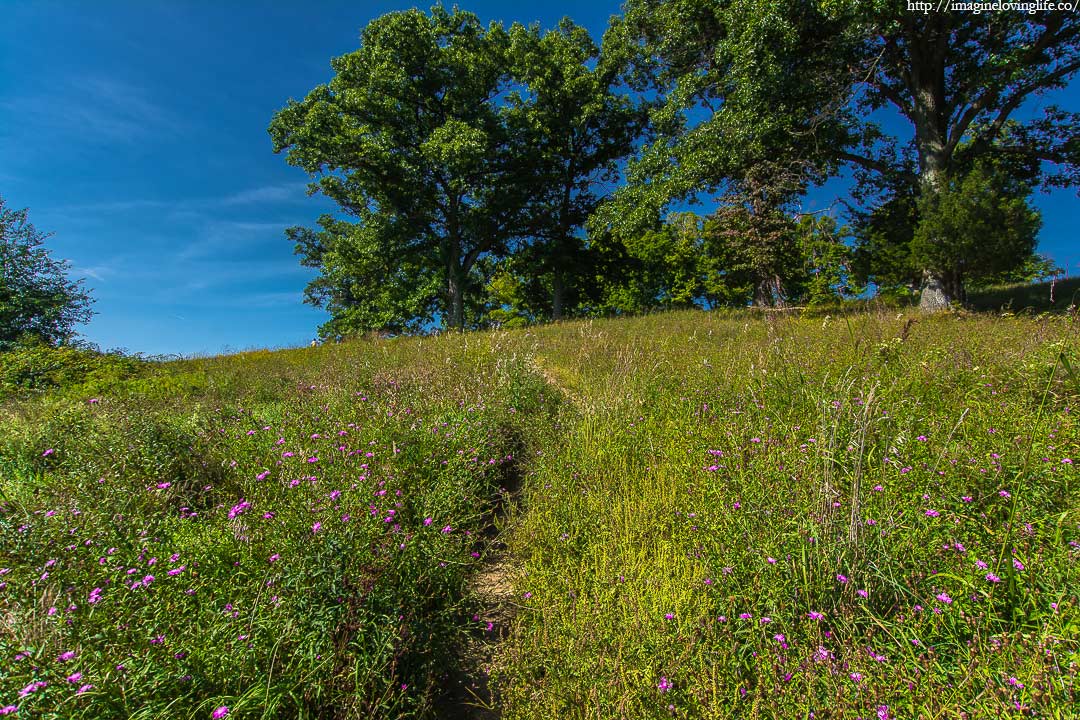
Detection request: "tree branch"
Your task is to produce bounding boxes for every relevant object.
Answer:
[836,150,917,184]
[973,57,1080,149]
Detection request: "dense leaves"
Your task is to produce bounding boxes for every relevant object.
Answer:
[270,8,522,334]
[271,4,1078,331]
[0,196,94,350]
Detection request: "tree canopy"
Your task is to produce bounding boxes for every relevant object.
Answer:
[0,196,94,350]
[272,3,1077,333]
[270,7,522,334]
[602,0,1078,309]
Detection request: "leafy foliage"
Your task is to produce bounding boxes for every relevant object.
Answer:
[912,158,1042,302]
[501,19,645,321]
[0,196,94,350]
[0,341,146,398]
[270,7,522,333]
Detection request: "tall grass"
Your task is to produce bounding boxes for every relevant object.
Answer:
[0,335,556,718]
[494,309,1078,719]
[1,308,1077,718]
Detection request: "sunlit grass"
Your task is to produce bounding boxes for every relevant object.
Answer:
[1,308,1077,718]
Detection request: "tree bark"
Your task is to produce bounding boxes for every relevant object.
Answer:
[551,273,565,321]
[447,262,464,331]
[753,275,786,308]
[915,146,955,312]
[907,21,957,314]
[918,269,950,311]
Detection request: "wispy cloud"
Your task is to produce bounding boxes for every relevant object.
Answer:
[50,182,315,217]
[219,182,311,206]
[176,220,298,262]
[71,264,114,282]
[1,76,184,144]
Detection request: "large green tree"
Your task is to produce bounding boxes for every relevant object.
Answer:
[833,4,1079,309]
[0,196,94,350]
[607,1,1079,311]
[270,7,524,333]
[499,19,645,321]
[598,0,851,306]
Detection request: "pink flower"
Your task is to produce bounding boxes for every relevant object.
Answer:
[212,707,230,719]
[42,448,56,457]
[312,522,321,534]
[66,672,82,683]
[18,681,46,697]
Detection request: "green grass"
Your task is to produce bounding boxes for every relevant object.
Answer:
[1,308,1078,718]
[968,277,1080,314]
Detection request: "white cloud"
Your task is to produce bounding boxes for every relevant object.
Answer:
[1,76,184,144]
[219,182,311,206]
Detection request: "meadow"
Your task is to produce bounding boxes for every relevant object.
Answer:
[1,306,1077,718]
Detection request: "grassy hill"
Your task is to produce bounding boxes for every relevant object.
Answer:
[1,308,1077,718]
[968,277,1080,314]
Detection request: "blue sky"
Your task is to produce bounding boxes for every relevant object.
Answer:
[1,2,1077,355]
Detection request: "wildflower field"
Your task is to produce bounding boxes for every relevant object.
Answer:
[1,308,1077,718]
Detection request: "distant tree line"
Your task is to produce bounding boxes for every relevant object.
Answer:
[271,2,1077,336]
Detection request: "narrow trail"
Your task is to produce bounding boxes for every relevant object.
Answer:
[448,550,516,718]
[447,356,578,719]
[446,463,524,717]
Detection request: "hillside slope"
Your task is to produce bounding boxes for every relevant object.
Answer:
[1,308,1078,719]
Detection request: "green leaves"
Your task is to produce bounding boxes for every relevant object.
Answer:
[0,196,94,350]
[911,157,1041,291]
[271,8,522,333]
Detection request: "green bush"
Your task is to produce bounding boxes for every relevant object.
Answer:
[0,342,146,397]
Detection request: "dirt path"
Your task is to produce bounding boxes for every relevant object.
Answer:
[447,358,573,718]
[447,550,516,718]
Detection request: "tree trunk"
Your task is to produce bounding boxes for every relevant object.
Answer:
[753,275,786,308]
[447,264,464,331]
[910,36,957,314]
[918,269,950,311]
[916,154,957,312]
[551,273,564,321]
